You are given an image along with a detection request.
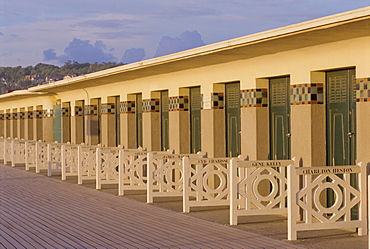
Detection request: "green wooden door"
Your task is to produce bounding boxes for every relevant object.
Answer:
[53,104,62,143]
[326,69,356,166]
[225,82,241,157]
[115,96,120,146]
[161,91,169,151]
[136,94,143,148]
[269,77,291,160]
[190,87,201,153]
[326,69,356,216]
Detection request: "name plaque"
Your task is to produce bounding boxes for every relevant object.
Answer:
[238,160,293,168]
[296,166,360,175]
[191,158,229,164]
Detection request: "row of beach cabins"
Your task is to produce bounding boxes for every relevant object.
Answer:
[0,137,368,241]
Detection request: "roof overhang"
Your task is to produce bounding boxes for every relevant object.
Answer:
[0,90,49,101]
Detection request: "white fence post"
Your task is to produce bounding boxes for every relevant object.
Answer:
[11,140,15,167]
[182,156,190,213]
[229,158,238,225]
[147,152,154,203]
[47,143,52,176]
[118,149,125,196]
[35,141,40,173]
[96,147,102,189]
[287,164,298,240]
[77,145,83,184]
[61,144,67,180]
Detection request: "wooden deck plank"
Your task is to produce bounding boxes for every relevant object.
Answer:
[0,164,304,249]
[0,189,146,248]
[2,181,220,247]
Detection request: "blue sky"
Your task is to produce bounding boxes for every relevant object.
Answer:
[0,0,369,67]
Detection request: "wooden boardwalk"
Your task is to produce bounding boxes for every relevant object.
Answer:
[0,165,303,249]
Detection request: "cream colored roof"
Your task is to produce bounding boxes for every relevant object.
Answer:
[3,6,370,96]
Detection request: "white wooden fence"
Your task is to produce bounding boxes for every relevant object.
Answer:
[147,152,206,203]
[287,162,367,240]
[230,158,299,225]
[118,150,171,196]
[1,137,369,242]
[11,139,26,167]
[25,141,37,170]
[182,156,247,213]
[35,141,48,173]
[47,142,63,176]
[0,137,4,162]
[77,145,99,184]
[3,138,12,165]
[61,144,79,180]
[96,147,121,189]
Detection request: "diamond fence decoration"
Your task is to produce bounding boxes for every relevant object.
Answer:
[96,147,121,189]
[11,139,26,167]
[35,141,48,173]
[229,158,298,225]
[61,144,79,180]
[182,156,247,213]
[77,145,99,184]
[287,163,367,240]
[25,141,36,170]
[147,152,207,203]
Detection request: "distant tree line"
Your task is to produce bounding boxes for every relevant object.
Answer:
[0,61,124,94]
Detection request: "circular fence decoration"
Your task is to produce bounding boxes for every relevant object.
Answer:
[238,167,287,210]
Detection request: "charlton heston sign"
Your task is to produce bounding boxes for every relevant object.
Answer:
[296,166,360,175]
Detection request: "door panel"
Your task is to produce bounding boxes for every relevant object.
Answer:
[326,69,356,166]
[53,104,62,143]
[161,91,169,151]
[190,87,201,154]
[225,82,240,157]
[269,77,290,160]
[136,94,143,148]
[326,69,356,216]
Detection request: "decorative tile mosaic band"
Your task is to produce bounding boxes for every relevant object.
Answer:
[240,89,268,107]
[202,93,224,109]
[101,103,115,114]
[143,99,160,113]
[18,112,26,119]
[356,78,370,102]
[169,96,189,111]
[62,107,70,117]
[43,109,54,118]
[75,106,84,116]
[0,114,3,120]
[26,111,33,119]
[85,105,99,116]
[120,101,135,114]
[5,113,11,120]
[33,110,43,119]
[290,83,324,105]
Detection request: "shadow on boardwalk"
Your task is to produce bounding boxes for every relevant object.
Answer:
[1,164,367,249]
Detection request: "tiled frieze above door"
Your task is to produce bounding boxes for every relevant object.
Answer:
[120,101,135,114]
[290,83,324,105]
[240,88,268,107]
[356,78,370,102]
[101,103,115,114]
[169,96,189,111]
